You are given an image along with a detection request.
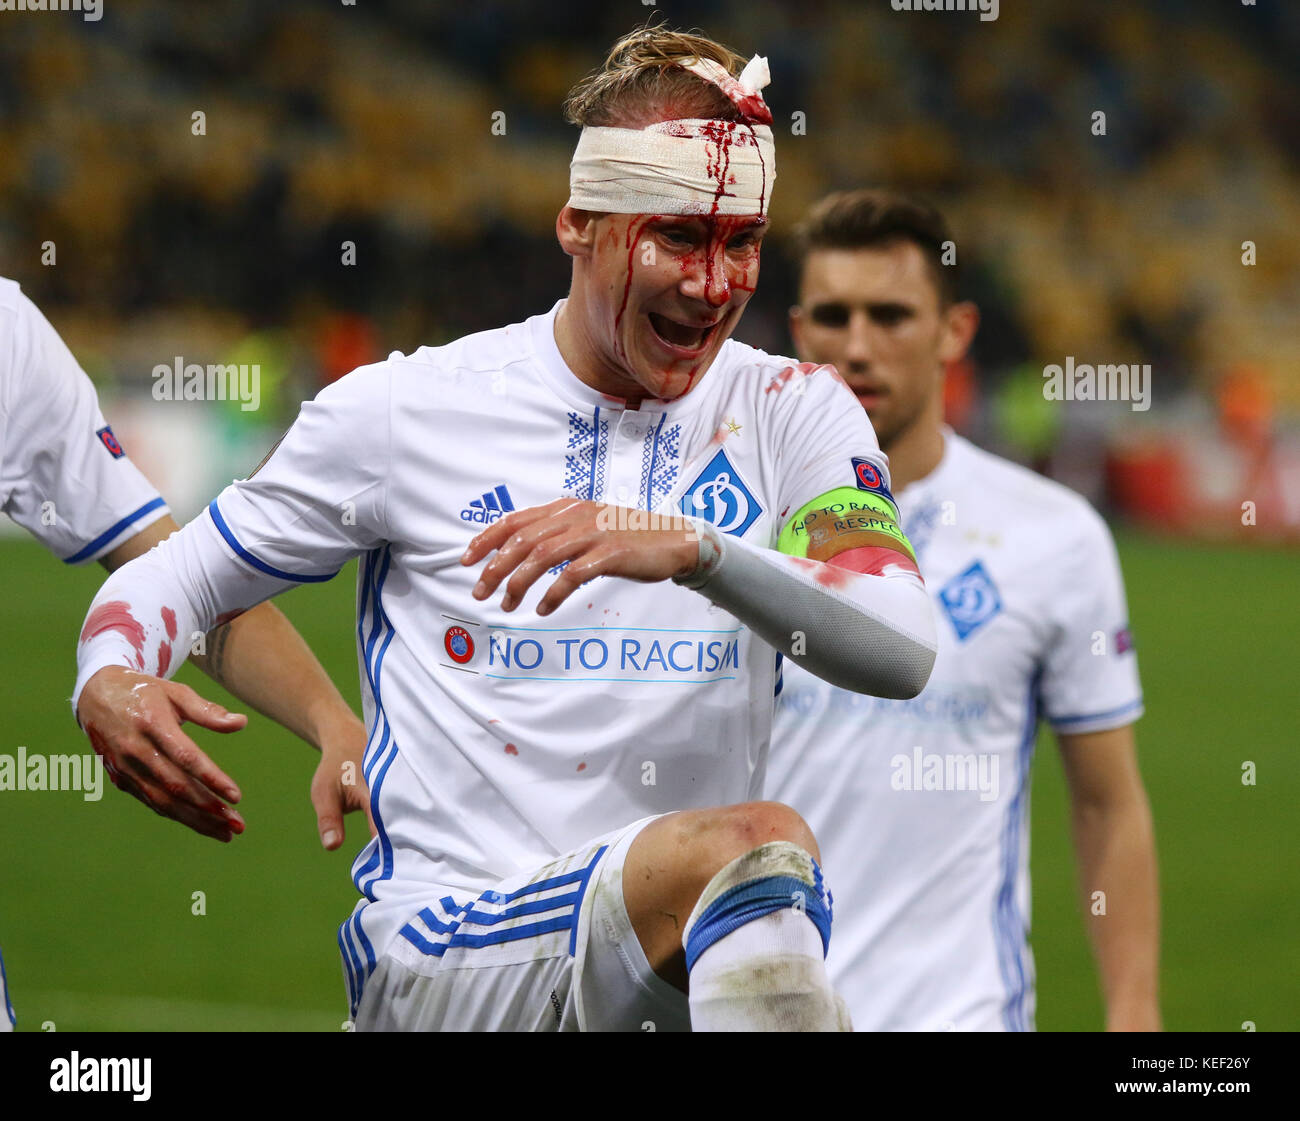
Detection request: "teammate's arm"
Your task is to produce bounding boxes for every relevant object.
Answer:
[84,515,371,849]
[1057,724,1161,1031]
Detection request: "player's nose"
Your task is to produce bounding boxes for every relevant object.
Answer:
[680,245,732,309]
[844,309,875,364]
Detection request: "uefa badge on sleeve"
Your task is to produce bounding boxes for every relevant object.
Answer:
[96,425,125,459]
[851,457,894,503]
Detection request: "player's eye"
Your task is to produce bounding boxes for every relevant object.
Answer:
[870,305,912,327]
[658,228,695,248]
[810,303,850,328]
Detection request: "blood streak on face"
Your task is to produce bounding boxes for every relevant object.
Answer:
[80,601,147,662]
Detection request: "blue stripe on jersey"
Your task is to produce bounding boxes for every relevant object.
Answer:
[0,944,15,1026]
[994,672,1041,1032]
[63,496,167,564]
[337,920,360,1014]
[1048,697,1144,728]
[343,545,400,1013]
[207,499,340,583]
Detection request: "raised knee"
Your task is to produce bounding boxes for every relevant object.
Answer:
[713,801,820,866]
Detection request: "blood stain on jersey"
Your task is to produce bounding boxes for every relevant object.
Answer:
[504,743,518,756]
[156,641,172,676]
[160,606,178,641]
[80,601,146,662]
[444,626,474,664]
[576,762,587,772]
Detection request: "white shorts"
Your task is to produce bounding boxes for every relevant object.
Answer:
[353,815,691,1032]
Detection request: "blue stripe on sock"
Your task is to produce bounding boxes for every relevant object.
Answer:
[684,874,832,973]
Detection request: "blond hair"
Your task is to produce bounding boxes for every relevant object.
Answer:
[563,24,749,129]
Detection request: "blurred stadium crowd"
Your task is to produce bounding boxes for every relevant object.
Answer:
[1,0,1297,532]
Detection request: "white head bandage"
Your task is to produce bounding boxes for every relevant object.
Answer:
[567,54,776,217]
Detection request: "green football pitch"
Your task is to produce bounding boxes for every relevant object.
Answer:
[0,529,1294,1031]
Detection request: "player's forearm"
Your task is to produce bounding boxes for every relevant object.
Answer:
[75,512,288,714]
[676,522,937,698]
[1071,794,1162,1030]
[189,602,361,752]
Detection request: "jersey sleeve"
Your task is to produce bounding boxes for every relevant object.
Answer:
[1038,508,1144,734]
[772,363,889,525]
[207,360,392,581]
[1,292,168,563]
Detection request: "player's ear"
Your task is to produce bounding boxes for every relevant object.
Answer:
[788,304,808,361]
[938,300,979,365]
[556,206,601,258]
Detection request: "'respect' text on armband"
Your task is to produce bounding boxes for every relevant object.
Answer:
[776,486,918,568]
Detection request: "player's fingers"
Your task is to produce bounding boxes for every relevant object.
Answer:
[121,741,245,827]
[143,710,242,803]
[311,769,346,850]
[166,680,248,733]
[114,770,237,842]
[536,541,619,617]
[473,516,576,603]
[498,528,596,612]
[462,499,578,565]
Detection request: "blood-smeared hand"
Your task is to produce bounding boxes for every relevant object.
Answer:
[77,666,247,842]
[461,498,701,616]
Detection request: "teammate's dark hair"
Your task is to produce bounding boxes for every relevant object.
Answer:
[790,189,959,307]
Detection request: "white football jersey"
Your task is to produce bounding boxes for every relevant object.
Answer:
[767,432,1143,1032]
[202,301,887,1015]
[0,278,168,562]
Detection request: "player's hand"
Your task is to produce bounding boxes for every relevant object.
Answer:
[76,665,247,842]
[461,497,701,616]
[310,718,376,851]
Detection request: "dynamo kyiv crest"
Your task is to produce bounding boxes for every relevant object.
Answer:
[938,560,1002,641]
[679,448,762,537]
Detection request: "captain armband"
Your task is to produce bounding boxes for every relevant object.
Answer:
[777,487,919,576]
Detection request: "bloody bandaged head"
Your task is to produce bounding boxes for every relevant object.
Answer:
[567,55,776,219]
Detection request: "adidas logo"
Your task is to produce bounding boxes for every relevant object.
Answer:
[460,484,516,524]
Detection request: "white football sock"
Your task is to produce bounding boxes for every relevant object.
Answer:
[682,842,851,1032]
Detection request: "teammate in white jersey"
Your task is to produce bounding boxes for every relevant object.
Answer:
[0,277,368,1030]
[72,30,938,1031]
[767,190,1161,1031]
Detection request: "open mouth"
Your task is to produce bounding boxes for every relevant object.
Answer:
[648,312,719,353]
